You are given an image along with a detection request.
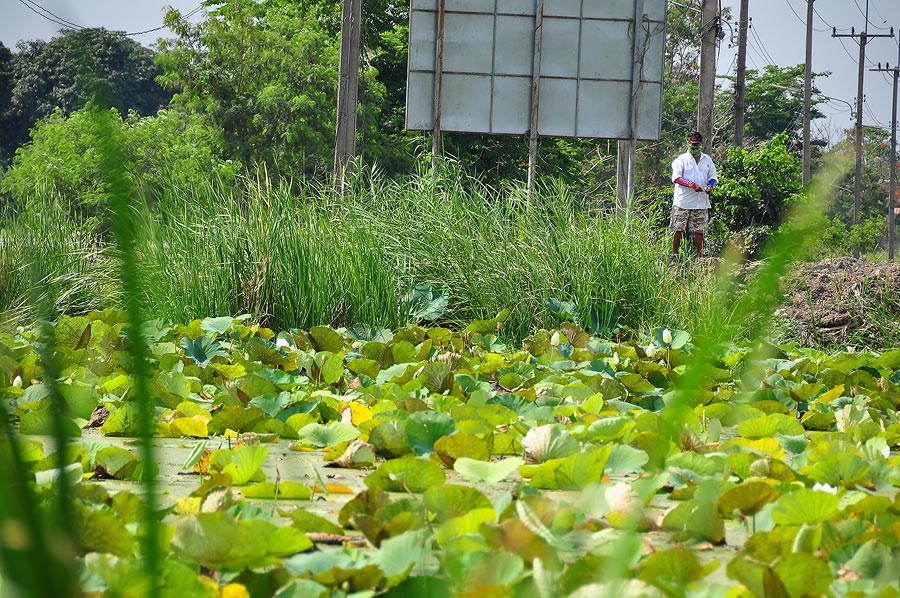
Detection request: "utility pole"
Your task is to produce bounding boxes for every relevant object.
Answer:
[802,0,814,184]
[333,0,362,195]
[733,0,749,148]
[833,25,894,256]
[871,56,899,260]
[697,0,719,150]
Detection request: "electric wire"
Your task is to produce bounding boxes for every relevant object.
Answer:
[783,0,830,33]
[749,23,778,66]
[15,0,82,30]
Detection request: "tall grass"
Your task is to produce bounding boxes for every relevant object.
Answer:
[2,158,763,343]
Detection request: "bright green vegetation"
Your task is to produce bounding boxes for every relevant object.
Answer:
[4,311,900,597]
[0,157,724,345]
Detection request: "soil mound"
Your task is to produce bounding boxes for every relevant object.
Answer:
[777,257,900,349]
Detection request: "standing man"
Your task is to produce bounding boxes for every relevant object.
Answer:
[670,131,717,261]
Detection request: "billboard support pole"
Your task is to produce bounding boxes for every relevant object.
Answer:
[616,0,645,216]
[527,0,545,199]
[431,0,446,171]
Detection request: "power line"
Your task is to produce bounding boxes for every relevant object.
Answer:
[125,6,204,37]
[15,0,82,30]
[783,0,830,33]
[749,24,778,66]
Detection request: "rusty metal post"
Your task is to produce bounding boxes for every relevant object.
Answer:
[431,0,446,171]
[527,0,544,198]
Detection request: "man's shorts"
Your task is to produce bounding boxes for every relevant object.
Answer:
[669,206,709,234]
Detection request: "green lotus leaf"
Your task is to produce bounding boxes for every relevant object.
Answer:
[805,453,871,488]
[34,462,84,486]
[521,446,612,490]
[308,326,344,353]
[369,419,413,458]
[365,456,446,493]
[844,540,900,581]
[387,341,417,366]
[434,431,491,466]
[264,524,315,557]
[406,411,457,455]
[661,499,726,543]
[59,382,99,420]
[584,416,635,442]
[520,423,580,464]
[605,444,650,474]
[73,502,135,557]
[772,552,832,598]
[95,446,139,479]
[666,451,726,477]
[424,484,492,523]
[273,579,328,598]
[772,488,840,525]
[616,372,658,395]
[374,528,433,579]
[280,507,344,535]
[435,507,497,547]
[463,309,511,334]
[418,361,452,393]
[207,405,266,435]
[221,445,268,486]
[297,422,360,448]
[403,284,449,322]
[355,499,426,547]
[444,549,525,590]
[199,316,240,337]
[181,336,227,368]
[313,351,344,385]
[283,550,384,591]
[737,413,805,439]
[652,327,690,350]
[171,512,271,571]
[19,409,81,438]
[717,481,780,517]
[241,481,312,500]
[339,486,392,528]
[453,456,522,484]
[362,341,393,368]
[380,576,449,598]
[154,370,192,408]
[726,555,768,598]
[636,548,708,593]
[347,358,381,380]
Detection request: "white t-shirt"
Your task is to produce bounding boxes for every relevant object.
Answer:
[671,151,717,209]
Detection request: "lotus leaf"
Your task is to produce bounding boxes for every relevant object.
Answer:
[221,445,267,485]
[365,455,446,493]
[772,488,840,525]
[737,413,805,439]
[435,507,496,547]
[100,403,142,436]
[241,481,312,499]
[273,579,328,598]
[805,453,871,488]
[207,405,266,435]
[283,549,384,591]
[339,486,392,528]
[73,502,135,557]
[308,326,344,353]
[662,498,726,543]
[369,419,413,458]
[297,422,359,448]
[94,446,140,479]
[637,548,711,594]
[355,498,426,547]
[434,431,491,466]
[521,446,612,490]
[424,484,492,523]
[772,552,833,598]
[406,410,457,455]
[172,512,290,571]
[521,424,579,464]
[717,481,779,517]
[454,457,524,484]
[374,528,432,579]
[604,444,649,474]
[280,507,344,535]
[169,417,209,438]
[181,336,227,368]
[19,409,82,437]
[404,284,449,322]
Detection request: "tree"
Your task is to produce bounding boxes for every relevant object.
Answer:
[6,29,170,159]
[0,42,14,165]
[739,64,828,143]
[157,0,341,178]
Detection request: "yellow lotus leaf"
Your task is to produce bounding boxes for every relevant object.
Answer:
[171,417,209,438]
[337,401,373,426]
[174,497,202,515]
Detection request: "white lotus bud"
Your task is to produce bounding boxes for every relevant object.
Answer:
[12,375,23,388]
[662,328,673,345]
[550,331,561,346]
[275,337,290,349]
[881,445,890,458]
[812,482,838,495]
[645,345,657,358]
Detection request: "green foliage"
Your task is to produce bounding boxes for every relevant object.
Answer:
[4,28,169,163]
[739,64,827,143]
[157,0,341,178]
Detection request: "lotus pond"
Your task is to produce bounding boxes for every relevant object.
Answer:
[3,310,900,597]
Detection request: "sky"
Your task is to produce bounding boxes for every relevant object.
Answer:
[2,0,900,145]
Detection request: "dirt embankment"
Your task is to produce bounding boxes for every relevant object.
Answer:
[776,257,900,349]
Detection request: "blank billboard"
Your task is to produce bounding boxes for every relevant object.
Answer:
[406,0,667,140]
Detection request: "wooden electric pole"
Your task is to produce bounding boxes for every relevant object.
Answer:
[333,0,362,195]
[733,0,749,148]
[871,57,899,260]
[802,0,814,184]
[697,0,719,150]
[833,23,893,255]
